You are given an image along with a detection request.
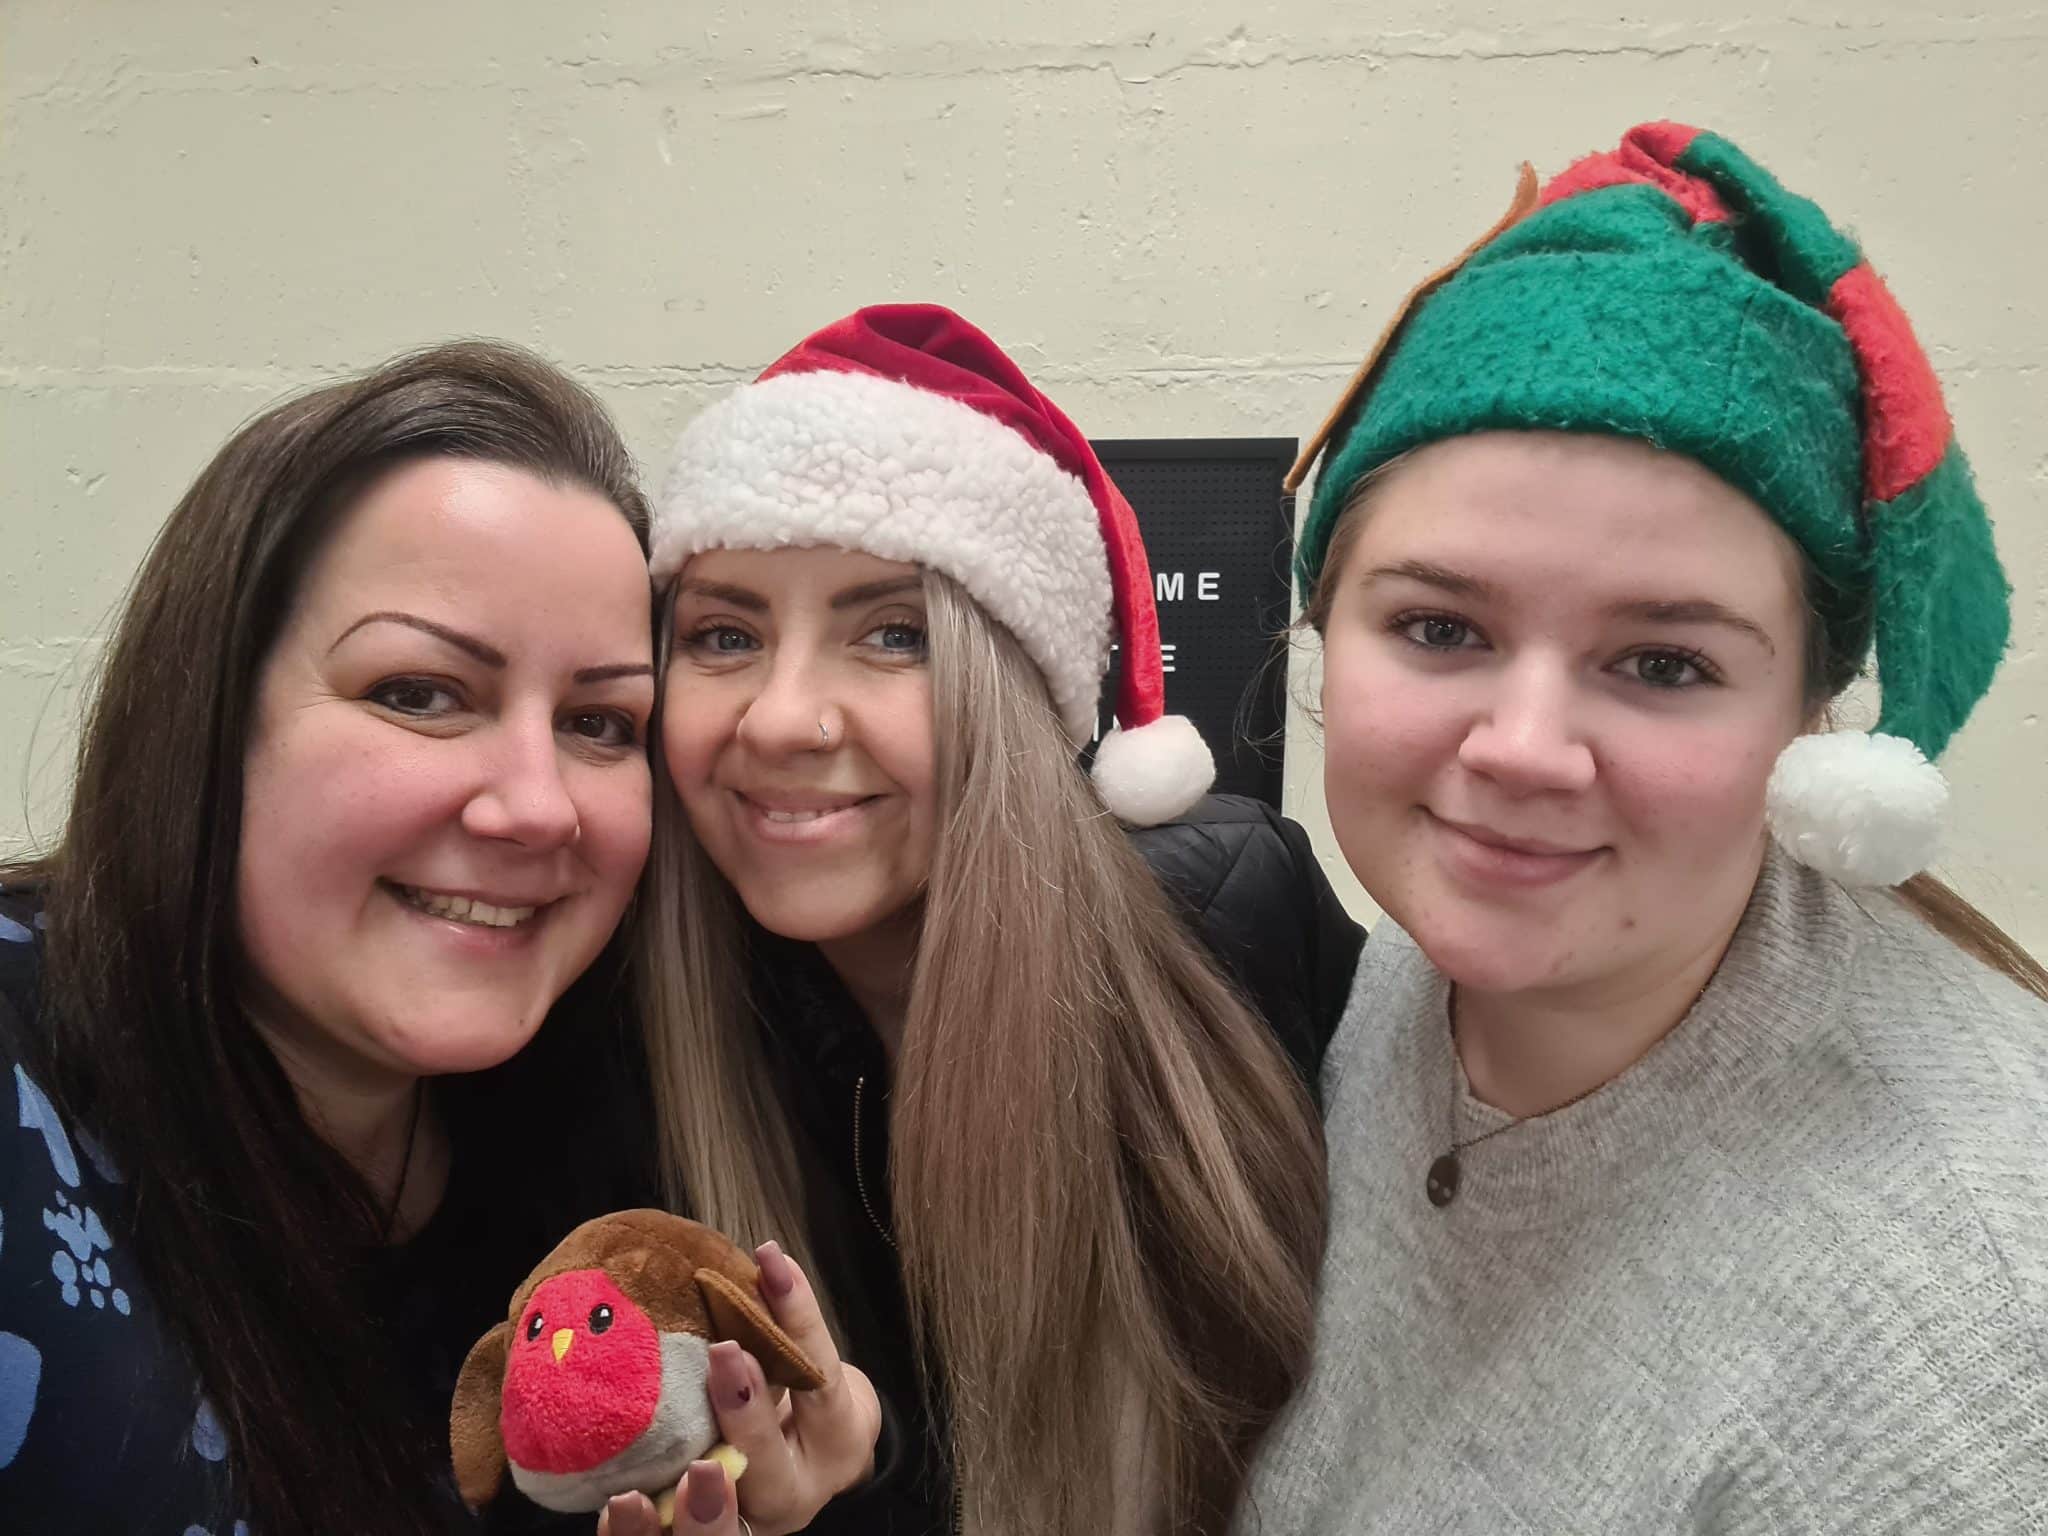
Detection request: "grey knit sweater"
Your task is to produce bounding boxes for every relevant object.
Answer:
[1241,849,2048,1533]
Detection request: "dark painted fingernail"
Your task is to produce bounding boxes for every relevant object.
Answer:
[717,1369,753,1411]
[756,1239,794,1297]
[685,1461,725,1524]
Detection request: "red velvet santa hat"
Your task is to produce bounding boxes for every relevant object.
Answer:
[651,303,1214,826]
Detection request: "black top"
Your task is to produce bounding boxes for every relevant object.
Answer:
[755,795,1364,1535]
[0,883,645,1535]
[0,794,1358,1534]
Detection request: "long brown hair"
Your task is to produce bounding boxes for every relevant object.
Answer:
[3,342,649,1534]
[1304,459,2048,1001]
[639,571,1327,1535]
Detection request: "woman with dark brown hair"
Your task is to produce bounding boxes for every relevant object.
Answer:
[0,342,866,1535]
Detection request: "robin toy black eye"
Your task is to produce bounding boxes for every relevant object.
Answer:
[589,1303,614,1334]
[524,1311,545,1342]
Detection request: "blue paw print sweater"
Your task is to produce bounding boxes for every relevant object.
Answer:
[0,885,252,1532]
[0,886,625,1534]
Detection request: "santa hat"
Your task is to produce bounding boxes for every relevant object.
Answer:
[651,303,1214,827]
[1290,122,2012,888]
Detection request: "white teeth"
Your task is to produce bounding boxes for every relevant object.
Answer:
[395,885,539,928]
[763,808,832,824]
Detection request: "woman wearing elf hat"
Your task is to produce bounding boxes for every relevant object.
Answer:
[1242,123,2048,1532]
[611,304,1362,1536]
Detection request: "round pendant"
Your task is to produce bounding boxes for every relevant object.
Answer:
[1425,1152,1460,1208]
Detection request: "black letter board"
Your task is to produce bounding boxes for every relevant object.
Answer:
[1089,438,1297,809]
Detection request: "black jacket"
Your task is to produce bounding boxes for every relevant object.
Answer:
[753,795,1363,1535]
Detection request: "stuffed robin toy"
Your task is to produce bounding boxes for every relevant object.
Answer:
[451,1210,828,1522]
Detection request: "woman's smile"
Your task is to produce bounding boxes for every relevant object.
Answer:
[1425,811,1608,890]
[378,878,568,953]
[729,788,891,846]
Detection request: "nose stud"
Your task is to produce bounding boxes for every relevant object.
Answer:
[818,719,831,747]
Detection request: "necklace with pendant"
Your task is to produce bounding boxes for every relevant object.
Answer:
[1426,978,1710,1208]
[1425,1116,1537,1208]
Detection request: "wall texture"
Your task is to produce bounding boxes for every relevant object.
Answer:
[4,2,2043,946]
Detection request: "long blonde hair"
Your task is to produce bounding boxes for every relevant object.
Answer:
[637,571,1327,1534]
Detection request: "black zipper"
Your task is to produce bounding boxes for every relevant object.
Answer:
[851,1074,898,1251]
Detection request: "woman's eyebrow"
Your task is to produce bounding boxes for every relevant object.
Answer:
[329,612,651,680]
[574,662,655,684]
[673,578,767,611]
[328,610,504,666]
[831,576,924,609]
[1359,560,1499,600]
[1608,598,1776,654]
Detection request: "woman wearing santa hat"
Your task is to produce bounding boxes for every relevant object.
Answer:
[614,303,1362,1536]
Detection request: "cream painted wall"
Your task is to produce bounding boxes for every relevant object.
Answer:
[4,2,2043,947]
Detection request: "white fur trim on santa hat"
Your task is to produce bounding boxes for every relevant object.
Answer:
[1765,730,1948,888]
[1091,714,1215,827]
[655,369,1112,743]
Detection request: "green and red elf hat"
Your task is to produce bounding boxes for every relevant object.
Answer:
[1290,122,2012,888]
[653,304,1214,826]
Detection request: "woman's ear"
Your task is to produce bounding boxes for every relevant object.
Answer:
[694,1267,829,1390]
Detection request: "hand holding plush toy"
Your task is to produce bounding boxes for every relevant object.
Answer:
[451,1210,829,1524]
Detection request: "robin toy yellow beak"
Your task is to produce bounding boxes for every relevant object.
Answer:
[551,1327,574,1364]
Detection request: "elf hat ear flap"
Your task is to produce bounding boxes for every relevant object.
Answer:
[1771,445,2010,890]
[694,1267,829,1391]
[450,1321,511,1510]
[1668,133,2010,887]
[1765,452,2005,890]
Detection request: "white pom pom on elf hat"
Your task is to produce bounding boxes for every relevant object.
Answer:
[1765,731,1949,889]
[652,304,1214,826]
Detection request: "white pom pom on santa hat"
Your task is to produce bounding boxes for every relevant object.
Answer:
[1765,730,1949,888]
[1091,714,1215,827]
